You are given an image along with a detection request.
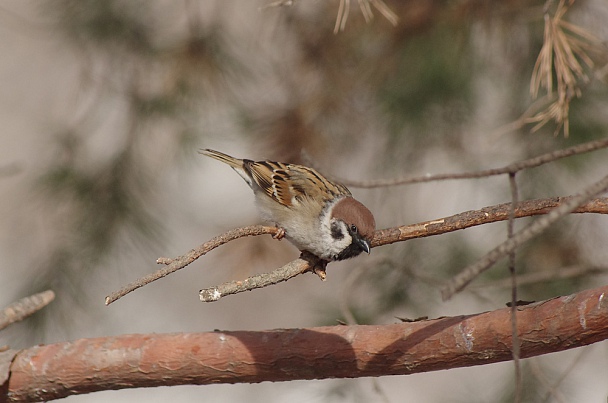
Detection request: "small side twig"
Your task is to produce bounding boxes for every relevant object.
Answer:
[200,257,310,302]
[105,226,280,305]
[200,251,327,302]
[441,174,608,300]
[471,265,608,289]
[0,290,55,331]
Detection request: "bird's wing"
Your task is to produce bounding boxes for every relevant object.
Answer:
[244,160,351,208]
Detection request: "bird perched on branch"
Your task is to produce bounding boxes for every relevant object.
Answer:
[200,149,376,262]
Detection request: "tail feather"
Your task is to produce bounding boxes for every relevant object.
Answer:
[199,149,253,188]
[199,149,244,169]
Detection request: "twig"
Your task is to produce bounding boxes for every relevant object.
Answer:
[0,290,55,331]
[507,173,522,403]
[441,174,608,300]
[471,264,608,289]
[105,226,280,305]
[199,257,311,302]
[371,196,608,248]
[303,138,608,188]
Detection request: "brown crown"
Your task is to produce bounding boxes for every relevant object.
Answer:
[331,197,376,239]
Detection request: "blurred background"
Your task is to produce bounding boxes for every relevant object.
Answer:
[1,0,608,401]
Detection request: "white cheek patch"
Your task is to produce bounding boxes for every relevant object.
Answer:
[320,217,352,259]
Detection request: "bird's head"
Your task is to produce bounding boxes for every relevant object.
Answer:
[325,197,376,261]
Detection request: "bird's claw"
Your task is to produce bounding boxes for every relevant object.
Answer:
[313,265,327,281]
[299,251,328,281]
[273,227,286,240]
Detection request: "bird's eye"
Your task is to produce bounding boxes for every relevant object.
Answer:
[350,224,358,233]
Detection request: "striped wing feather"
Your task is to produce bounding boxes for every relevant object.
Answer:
[245,160,351,207]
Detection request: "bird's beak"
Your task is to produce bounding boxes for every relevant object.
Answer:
[358,238,371,254]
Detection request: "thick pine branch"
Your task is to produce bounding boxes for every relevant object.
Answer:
[4,285,608,402]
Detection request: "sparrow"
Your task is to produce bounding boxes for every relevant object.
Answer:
[200,149,376,262]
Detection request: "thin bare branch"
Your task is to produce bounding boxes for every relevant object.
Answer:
[371,196,608,248]
[0,290,55,331]
[200,257,311,302]
[441,174,608,300]
[471,264,608,289]
[507,173,522,403]
[104,226,280,305]
[303,138,608,188]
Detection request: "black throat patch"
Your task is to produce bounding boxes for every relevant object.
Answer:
[336,242,363,261]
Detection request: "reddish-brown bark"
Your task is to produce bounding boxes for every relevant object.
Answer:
[371,197,608,247]
[4,285,608,402]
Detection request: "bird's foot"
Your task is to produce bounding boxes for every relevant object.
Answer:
[273,227,286,240]
[313,264,327,281]
[299,251,328,281]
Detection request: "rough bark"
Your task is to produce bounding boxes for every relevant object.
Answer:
[371,196,608,247]
[3,285,608,402]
